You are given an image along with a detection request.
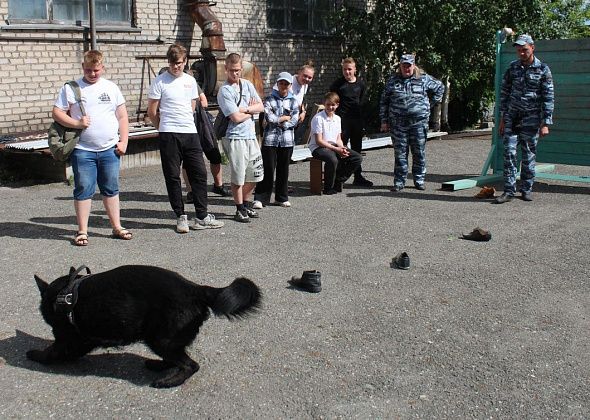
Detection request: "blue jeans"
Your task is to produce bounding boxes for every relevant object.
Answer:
[70,147,120,200]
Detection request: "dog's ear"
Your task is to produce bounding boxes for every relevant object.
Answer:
[34,275,49,294]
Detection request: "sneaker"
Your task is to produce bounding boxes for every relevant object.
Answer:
[275,201,291,207]
[245,207,259,218]
[353,175,374,187]
[176,215,190,233]
[390,185,403,192]
[334,181,343,192]
[323,189,338,195]
[521,191,533,201]
[212,184,231,197]
[185,191,194,204]
[494,193,513,204]
[251,200,264,209]
[193,214,224,230]
[234,210,250,223]
[415,183,425,191]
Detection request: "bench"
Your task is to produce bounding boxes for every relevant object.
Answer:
[292,131,448,195]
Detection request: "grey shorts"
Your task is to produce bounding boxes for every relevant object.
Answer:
[221,137,264,185]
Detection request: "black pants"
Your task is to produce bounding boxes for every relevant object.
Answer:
[159,132,208,218]
[312,147,362,191]
[256,145,293,203]
[341,117,364,177]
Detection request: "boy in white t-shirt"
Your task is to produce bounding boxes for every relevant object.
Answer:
[52,50,131,246]
[309,92,362,195]
[148,44,223,233]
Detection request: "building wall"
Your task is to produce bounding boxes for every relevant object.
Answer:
[0,0,368,134]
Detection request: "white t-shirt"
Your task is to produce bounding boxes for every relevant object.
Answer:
[54,77,125,152]
[308,110,341,153]
[148,71,198,133]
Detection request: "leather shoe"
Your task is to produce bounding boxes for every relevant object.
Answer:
[289,270,322,293]
[494,193,513,204]
[461,227,492,242]
[521,191,533,201]
[391,252,410,270]
[475,186,496,199]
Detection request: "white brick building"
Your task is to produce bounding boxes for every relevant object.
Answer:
[0,0,369,134]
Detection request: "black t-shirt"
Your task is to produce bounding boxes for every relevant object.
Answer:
[329,76,366,119]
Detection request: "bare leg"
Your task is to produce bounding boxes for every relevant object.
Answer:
[231,183,244,205]
[242,182,256,203]
[74,199,92,233]
[211,163,223,187]
[102,195,122,230]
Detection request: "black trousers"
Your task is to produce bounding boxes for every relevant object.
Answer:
[311,147,362,191]
[341,117,364,176]
[159,132,208,218]
[256,145,293,203]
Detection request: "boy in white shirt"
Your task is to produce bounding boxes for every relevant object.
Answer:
[148,44,223,233]
[309,92,362,194]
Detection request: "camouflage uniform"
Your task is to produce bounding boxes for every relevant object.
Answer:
[379,70,444,189]
[500,56,554,195]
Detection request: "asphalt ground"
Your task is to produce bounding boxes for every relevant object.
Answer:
[0,134,588,418]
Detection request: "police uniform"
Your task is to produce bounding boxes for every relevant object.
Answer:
[500,35,554,198]
[379,55,444,190]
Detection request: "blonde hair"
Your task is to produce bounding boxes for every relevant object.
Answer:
[298,60,315,74]
[83,50,103,67]
[341,57,356,66]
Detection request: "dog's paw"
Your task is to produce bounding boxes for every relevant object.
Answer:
[26,349,49,363]
[145,359,174,372]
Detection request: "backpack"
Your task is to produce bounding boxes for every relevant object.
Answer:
[213,80,242,139]
[47,81,86,161]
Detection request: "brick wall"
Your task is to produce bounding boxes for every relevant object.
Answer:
[0,0,369,133]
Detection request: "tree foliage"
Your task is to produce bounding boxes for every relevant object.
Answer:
[333,0,590,130]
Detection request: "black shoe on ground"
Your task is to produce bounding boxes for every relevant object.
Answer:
[289,270,322,293]
[323,189,338,195]
[212,184,231,197]
[186,191,194,204]
[521,191,533,201]
[334,181,343,192]
[494,193,513,204]
[390,185,403,192]
[234,210,250,223]
[415,183,425,190]
[353,175,373,187]
[461,227,492,242]
[392,252,410,270]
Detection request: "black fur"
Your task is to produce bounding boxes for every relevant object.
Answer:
[27,265,262,388]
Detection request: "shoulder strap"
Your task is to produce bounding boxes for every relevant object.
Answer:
[65,80,87,116]
[237,79,243,105]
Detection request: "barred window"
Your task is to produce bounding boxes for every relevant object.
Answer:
[267,0,334,34]
[8,0,132,25]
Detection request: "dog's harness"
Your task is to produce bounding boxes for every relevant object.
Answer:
[55,265,92,329]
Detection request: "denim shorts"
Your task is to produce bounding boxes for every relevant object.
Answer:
[70,147,120,200]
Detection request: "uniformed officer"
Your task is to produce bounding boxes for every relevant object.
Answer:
[379,54,444,192]
[495,34,554,203]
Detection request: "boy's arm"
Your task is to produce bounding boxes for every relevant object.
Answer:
[52,107,90,130]
[147,99,160,129]
[115,103,129,155]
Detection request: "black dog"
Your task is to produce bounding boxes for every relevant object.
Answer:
[27,265,262,388]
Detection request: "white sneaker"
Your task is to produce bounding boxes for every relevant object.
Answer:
[251,200,263,209]
[193,214,224,230]
[275,201,291,207]
[176,215,189,233]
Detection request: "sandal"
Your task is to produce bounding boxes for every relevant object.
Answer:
[112,227,133,240]
[74,232,88,246]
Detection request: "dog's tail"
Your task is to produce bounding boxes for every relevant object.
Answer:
[203,277,262,319]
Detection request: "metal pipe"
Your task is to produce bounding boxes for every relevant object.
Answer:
[89,0,97,49]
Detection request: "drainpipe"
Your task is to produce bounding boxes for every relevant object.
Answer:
[186,0,226,56]
[89,0,97,50]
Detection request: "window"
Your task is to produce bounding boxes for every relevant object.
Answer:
[267,0,334,34]
[8,0,132,25]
